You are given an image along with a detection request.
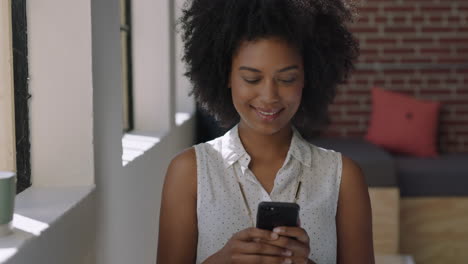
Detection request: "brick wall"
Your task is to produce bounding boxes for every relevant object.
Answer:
[327,0,468,153]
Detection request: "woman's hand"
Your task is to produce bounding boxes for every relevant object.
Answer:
[257,226,315,264]
[203,227,296,264]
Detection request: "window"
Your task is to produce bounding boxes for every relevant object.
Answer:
[12,0,31,193]
[0,0,30,193]
[120,0,134,132]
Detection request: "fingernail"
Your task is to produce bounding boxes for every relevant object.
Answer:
[253,238,260,243]
[282,250,292,257]
[271,232,279,240]
[283,259,292,264]
[273,227,282,233]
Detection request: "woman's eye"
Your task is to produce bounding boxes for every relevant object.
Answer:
[279,78,296,84]
[243,78,260,84]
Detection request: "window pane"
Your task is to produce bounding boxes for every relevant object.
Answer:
[120,0,133,132]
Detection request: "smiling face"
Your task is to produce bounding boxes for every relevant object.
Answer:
[229,37,305,136]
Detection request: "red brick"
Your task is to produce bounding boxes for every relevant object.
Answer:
[383,69,415,75]
[384,6,416,12]
[440,38,468,44]
[437,58,468,64]
[445,79,459,84]
[385,27,416,33]
[456,109,468,115]
[391,79,405,85]
[383,48,415,54]
[421,69,451,74]
[447,16,461,23]
[442,120,468,125]
[458,5,468,12]
[420,89,452,95]
[420,5,452,12]
[401,58,432,63]
[427,79,441,85]
[366,38,398,44]
[420,48,451,54]
[373,80,387,86]
[422,27,456,33]
[409,79,423,85]
[442,100,468,105]
[429,16,443,23]
[393,16,407,23]
[401,38,434,44]
[375,16,388,23]
[361,58,397,63]
[411,16,425,23]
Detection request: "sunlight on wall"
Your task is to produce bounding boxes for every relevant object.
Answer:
[122,134,160,166]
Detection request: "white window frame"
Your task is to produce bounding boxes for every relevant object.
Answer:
[122,0,195,166]
[1,0,96,263]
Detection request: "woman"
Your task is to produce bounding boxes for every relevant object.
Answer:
[157,0,374,263]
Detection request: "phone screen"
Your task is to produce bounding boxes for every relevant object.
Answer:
[256,201,300,231]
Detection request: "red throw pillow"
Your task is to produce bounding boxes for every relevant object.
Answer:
[365,87,441,157]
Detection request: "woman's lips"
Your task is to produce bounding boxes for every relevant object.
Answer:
[252,106,284,122]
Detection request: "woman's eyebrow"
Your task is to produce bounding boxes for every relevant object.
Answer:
[238,65,299,73]
[277,65,299,73]
[239,66,261,73]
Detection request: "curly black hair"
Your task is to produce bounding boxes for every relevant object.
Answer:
[180,0,359,137]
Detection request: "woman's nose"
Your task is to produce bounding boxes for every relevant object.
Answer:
[259,79,280,102]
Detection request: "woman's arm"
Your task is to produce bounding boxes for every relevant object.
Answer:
[336,155,375,264]
[157,148,198,264]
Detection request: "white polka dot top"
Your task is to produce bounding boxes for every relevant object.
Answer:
[194,124,343,264]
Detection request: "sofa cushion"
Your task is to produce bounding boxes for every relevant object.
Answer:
[396,154,468,196]
[365,87,441,158]
[311,138,397,187]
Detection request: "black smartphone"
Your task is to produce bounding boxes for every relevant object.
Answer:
[256,201,300,231]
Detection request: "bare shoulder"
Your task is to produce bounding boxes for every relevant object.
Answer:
[341,155,364,180]
[157,147,199,263]
[165,147,197,197]
[168,147,197,174]
[336,154,375,263]
[338,154,369,213]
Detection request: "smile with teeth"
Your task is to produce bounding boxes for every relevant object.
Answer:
[257,110,280,116]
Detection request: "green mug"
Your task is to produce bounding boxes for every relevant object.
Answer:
[0,171,16,236]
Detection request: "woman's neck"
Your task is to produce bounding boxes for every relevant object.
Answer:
[237,122,293,162]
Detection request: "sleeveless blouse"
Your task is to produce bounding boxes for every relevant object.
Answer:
[194,125,342,263]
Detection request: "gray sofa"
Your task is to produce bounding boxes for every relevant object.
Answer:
[311,138,468,196]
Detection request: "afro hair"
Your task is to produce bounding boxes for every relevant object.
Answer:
[180,0,359,137]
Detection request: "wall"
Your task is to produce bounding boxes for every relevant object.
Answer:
[0,0,16,172]
[327,0,468,153]
[91,0,195,264]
